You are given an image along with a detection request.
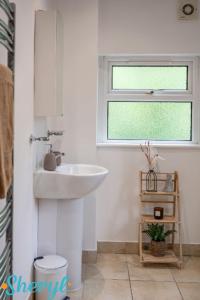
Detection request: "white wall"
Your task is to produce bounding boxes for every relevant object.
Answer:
[56,0,98,250]
[13,1,35,299]
[99,0,200,54]
[96,148,200,244]
[13,1,53,299]
[34,0,98,252]
[35,0,200,255]
[97,0,200,244]
[8,1,200,298]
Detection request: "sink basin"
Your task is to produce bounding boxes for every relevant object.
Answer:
[35,163,108,291]
[34,163,108,199]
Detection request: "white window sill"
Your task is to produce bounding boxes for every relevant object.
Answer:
[96,142,200,149]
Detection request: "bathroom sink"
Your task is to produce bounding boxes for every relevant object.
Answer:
[34,163,108,199]
[35,163,108,290]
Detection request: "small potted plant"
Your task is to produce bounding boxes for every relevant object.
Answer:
[143,223,175,257]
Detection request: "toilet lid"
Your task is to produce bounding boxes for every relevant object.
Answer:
[34,255,68,270]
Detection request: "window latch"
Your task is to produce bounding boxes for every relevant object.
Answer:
[146,90,154,95]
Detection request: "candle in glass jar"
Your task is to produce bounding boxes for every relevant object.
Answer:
[154,207,164,220]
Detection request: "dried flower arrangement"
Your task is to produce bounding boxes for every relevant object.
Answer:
[140,141,164,170]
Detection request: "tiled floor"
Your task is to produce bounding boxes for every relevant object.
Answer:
[68,254,200,300]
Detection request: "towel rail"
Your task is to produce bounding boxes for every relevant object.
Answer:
[0,29,13,44]
[0,241,11,265]
[0,218,11,239]
[0,211,11,231]
[0,2,13,21]
[0,261,9,284]
[0,290,6,300]
[0,200,11,216]
[0,244,11,290]
[0,249,10,276]
[0,201,11,221]
[0,204,11,225]
[0,19,13,36]
[1,0,14,12]
[0,1,15,296]
[0,38,13,52]
[0,203,11,224]
[0,287,7,299]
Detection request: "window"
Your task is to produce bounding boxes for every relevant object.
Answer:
[98,57,198,145]
[108,101,192,141]
[112,66,188,90]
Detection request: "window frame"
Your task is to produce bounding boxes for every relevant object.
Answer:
[97,56,199,146]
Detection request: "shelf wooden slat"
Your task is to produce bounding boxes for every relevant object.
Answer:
[141,172,175,175]
[141,250,179,264]
[141,215,177,224]
[141,191,177,196]
[141,179,175,182]
[141,200,175,204]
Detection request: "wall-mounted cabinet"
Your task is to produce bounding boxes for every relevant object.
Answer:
[34,10,63,117]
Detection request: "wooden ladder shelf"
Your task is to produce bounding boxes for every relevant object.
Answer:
[139,171,183,268]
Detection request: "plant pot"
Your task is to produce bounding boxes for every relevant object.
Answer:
[151,240,166,257]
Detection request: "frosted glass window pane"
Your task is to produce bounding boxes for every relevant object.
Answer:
[112,66,188,90]
[108,102,192,141]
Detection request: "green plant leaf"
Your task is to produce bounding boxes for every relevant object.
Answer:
[143,223,175,242]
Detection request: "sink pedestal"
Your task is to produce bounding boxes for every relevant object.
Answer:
[57,198,83,291]
[38,198,84,291]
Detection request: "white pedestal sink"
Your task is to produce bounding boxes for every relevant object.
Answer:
[34,164,108,290]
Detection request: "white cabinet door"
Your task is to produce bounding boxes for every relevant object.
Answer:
[34,10,63,116]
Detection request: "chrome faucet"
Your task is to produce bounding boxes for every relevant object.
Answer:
[29,135,50,143]
[47,130,64,137]
[30,130,64,143]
